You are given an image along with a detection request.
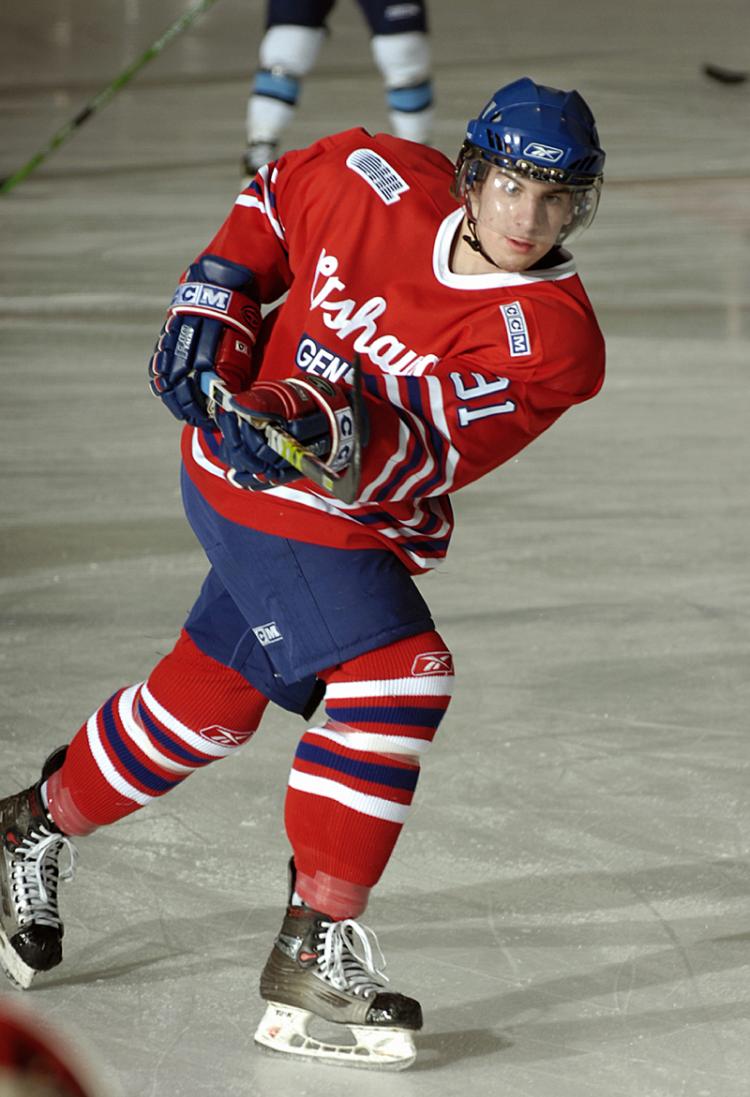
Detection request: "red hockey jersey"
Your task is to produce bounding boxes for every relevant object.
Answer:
[181,128,605,573]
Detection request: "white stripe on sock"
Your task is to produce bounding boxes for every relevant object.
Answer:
[86,713,151,807]
[287,768,410,823]
[119,685,196,775]
[324,676,453,699]
[308,725,431,757]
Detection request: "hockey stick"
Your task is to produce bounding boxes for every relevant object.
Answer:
[702,63,748,84]
[0,0,222,195]
[200,357,364,504]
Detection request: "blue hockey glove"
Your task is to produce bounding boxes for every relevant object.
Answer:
[212,376,357,491]
[148,254,262,428]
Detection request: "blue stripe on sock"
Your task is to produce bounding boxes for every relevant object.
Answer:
[296,740,419,791]
[101,697,181,794]
[324,704,446,729]
[137,702,208,767]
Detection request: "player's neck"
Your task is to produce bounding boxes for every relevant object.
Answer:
[449,217,498,275]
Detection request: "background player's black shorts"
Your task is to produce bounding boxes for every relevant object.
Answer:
[266,0,428,36]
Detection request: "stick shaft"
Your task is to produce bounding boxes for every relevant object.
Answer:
[0,0,221,195]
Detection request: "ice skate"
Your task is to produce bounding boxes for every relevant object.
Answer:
[255,873,422,1070]
[0,747,77,989]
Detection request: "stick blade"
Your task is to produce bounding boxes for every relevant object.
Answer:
[702,63,748,84]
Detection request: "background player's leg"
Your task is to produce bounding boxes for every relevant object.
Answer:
[358,0,434,143]
[255,629,453,1068]
[243,0,334,176]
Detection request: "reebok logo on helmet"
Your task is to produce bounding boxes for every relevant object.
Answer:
[523,142,564,163]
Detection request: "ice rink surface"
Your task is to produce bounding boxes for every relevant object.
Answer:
[1,0,749,1094]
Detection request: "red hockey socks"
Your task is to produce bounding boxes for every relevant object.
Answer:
[44,630,269,835]
[285,631,454,918]
[42,623,454,920]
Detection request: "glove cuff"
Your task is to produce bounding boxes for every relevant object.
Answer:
[169,282,261,344]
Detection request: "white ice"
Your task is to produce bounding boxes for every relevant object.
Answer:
[1,1,749,1094]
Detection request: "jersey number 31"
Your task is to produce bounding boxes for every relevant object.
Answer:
[450,372,516,427]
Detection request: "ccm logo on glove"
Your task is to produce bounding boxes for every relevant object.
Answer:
[172,283,233,312]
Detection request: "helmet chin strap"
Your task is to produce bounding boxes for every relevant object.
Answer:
[462,214,502,270]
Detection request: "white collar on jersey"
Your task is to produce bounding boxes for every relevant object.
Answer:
[433,208,578,290]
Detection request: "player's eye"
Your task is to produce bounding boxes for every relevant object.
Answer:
[499,178,521,197]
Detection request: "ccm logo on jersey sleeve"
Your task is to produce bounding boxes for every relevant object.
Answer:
[346,149,409,205]
[499,301,532,357]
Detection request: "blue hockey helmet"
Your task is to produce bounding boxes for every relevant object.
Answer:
[455,77,605,246]
[463,77,605,186]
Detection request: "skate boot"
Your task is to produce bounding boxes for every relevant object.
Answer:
[255,866,422,1070]
[0,747,78,989]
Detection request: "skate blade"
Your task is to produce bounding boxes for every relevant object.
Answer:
[0,934,37,990]
[254,1002,417,1071]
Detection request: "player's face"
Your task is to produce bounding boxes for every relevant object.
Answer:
[468,167,574,272]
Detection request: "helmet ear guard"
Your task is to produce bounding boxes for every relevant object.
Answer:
[451,141,478,197]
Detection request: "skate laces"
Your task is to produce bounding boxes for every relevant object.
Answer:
[317,919,389,998]
[11,827,77,929]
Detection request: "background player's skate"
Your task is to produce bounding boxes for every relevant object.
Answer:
[0,748,77,989]
[255,862,422,1069]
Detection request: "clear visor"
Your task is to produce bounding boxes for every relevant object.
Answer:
[458,159,601,245]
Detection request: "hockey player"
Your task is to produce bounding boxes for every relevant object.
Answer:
[0,77,606,1070]
[243,0,434,176]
